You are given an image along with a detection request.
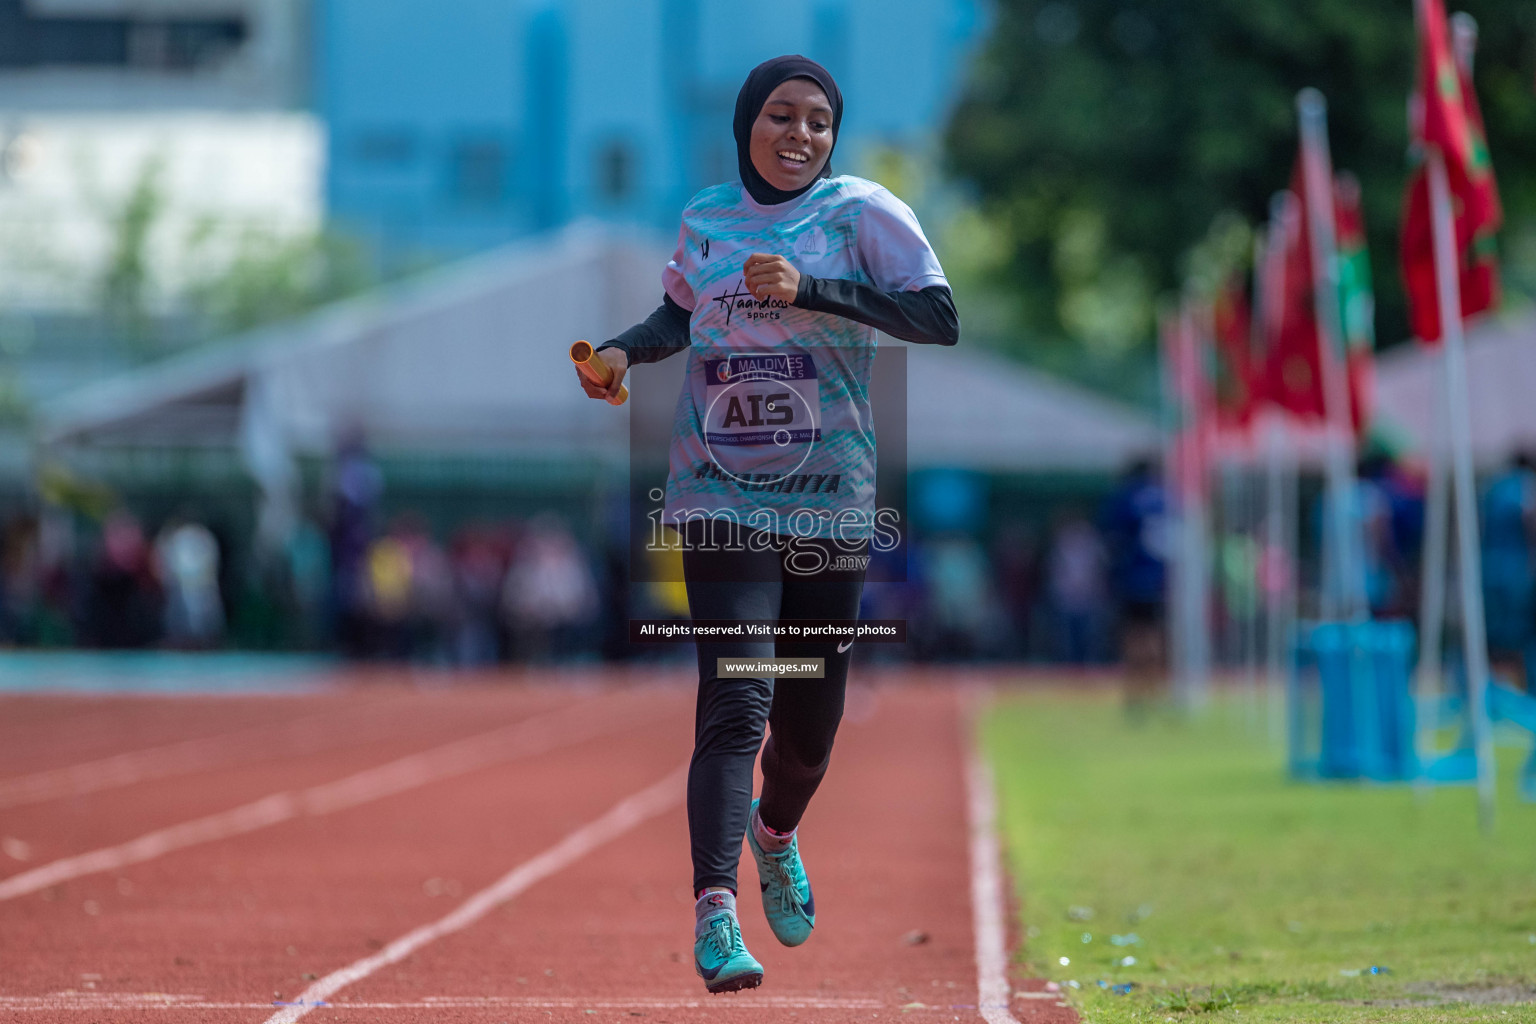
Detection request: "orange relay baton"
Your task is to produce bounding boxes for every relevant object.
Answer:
[569,339,629,406]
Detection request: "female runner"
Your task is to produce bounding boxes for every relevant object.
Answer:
[577,54,958,993]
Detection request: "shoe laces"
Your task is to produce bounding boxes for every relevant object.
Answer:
[766,846,807,917]
[704,912,742,961]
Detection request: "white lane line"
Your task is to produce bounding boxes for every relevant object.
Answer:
[0,695,421,810]
[0,994,888,1011]
[0,696,669,902]
[0,793,299,901]
[263,764,689,1024]
[964,694,1023,1024]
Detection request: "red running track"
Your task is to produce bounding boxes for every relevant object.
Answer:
[0,669,1076,1024]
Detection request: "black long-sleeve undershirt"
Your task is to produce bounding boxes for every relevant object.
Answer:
[597,280,960,364]
[597,294,693,365]
[794,276,959,346]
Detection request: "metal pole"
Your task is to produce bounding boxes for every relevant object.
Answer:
[1176,304,1212,709]
[1284,427,1302,751]
[1244,230,1266,731]
[1160,308,1188,695]
[1296,89,1367,621]
[1450,12,1477,74]
[1415,363,1450,793]
[1245,458,1263,729]
[1220,459,1238,674]
[1427,147,1496,830]
[1265,419,1289,743]
[1258,195,1295,743]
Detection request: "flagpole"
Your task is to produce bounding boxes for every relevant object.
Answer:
[1450,12,1477,72]
[1427,146,1496,830]
[1258,196,1293,744]
[1285,425,1300,708]
[1175,302,1212,710]
[1242,233,1267,730]
[1189,303,1212,710]
[1244,454,1262,729]
[1264,416,1291,744]
[1160,307,1189,699]
[1296,89,1367,621]
[1415,363,1449,796]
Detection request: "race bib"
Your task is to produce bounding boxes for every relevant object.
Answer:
[701,352,822,482]
[703,352,821,446]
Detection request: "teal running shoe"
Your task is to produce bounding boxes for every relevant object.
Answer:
[747,799,816,947]
[693,900,763,994]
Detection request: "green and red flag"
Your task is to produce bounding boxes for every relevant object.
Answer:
[1334,173,1375,431]
[1254,164,1373,432]
[1400,0,1501,343]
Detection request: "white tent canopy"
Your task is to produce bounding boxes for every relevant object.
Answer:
[42,224,1158,476]
[43,224,669,461]
[1373,311,1536,467]
[899,345,1157,471]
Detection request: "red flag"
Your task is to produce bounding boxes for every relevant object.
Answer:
[1400,0,1502,343]
[1414,0,1472,168]
[1162,305,1210,501]
[1256,184,1324,423]
[1210,275,1254,432]
[1254,164,1371,430]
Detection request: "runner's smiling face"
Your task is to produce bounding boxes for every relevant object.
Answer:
[749,78,834,192]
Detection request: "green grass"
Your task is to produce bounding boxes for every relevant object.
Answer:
[982,690,1536,1023]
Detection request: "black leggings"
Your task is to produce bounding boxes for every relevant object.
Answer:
[681,521,866,893]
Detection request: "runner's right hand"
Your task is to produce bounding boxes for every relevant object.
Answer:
[577,346,629,403]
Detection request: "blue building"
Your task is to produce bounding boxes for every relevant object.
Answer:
[317,0,987,261]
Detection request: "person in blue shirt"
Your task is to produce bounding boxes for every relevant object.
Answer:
[1101,458,1169,715]
[1483,453,1536,690]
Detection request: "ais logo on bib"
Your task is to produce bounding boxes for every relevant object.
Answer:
[700,352,822,484]
[703,354,821,448]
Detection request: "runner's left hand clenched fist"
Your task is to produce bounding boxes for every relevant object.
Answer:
[743,254,800,303]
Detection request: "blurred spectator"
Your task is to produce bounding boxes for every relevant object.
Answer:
[1356,453,1412,619]
[285,516,332,650]
[991,521,1041,660]
[328,436,383,658]
[1313,454,1422,621]
[1256,515,1294,638]
[1101,460,1170,712]
[859,539,922,665]
[916,534,998,660]
[1047,514,1108,664]
[155,518,225,648]
[642,542,692,624]
[87,511,161,648]
[392,514,455,663]
[364,533,413,659]
[450,525,509,666]
[1482,452,1536,688]
[502,517,598,662]
[1218,531,1260,665]
[35,512,78,646]
[0,515,40,645]
[596,503,633,663]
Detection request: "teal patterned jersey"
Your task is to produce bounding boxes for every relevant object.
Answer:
[657,175,947,542]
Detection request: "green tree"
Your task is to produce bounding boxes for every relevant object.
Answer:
[185,227,375,337]
[98,156,166,337]
[946,0,1536,373]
